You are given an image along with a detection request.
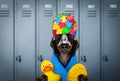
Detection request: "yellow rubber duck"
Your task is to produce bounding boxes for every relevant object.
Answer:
[67,63,88,81]
[40,60,61,81]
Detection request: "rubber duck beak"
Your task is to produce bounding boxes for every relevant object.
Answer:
[43,66,53,72]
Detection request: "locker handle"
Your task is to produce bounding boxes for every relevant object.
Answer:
[16,55,22,62]
[81,55,87,62]
[18,55,22,62]
[38,55,43,62]
[104,55,108,62]
[83,55,87,62]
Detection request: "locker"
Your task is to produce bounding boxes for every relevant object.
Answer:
[101,0,120,81]
[36,0,57,76]
[80,0,100,81]
[15,0,35,81]
[0,0,14,81]
[58,0,79,61]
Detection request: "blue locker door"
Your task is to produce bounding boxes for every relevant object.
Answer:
[37,0,57,76]
[80,0,100,81]
[102,0,120,81]
[58,0,79,61]
[15,0,35,81]
[0,0,14,81]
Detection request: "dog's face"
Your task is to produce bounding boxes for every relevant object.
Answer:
[57,34,72,54]
[50,34,79,67]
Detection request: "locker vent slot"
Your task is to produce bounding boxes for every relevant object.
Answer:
[44,10,53,17]
[22,10,31,17]
[86,10,96,17]
[64,10,75,16]
[108,10,118,17]
[0,10,9,17]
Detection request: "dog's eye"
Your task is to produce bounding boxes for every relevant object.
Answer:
[55,34,62,40]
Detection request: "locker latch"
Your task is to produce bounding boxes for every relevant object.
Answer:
[38,55,43,62]
[103,55,108,62]
[81,55,87,62]
[16,55,22,62]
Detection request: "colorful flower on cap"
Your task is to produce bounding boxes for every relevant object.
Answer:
[61,15,67,23]
[52,22,59,30]
[62,27,70,34]
[53,30,57,36]
[58,21,66,28]
[66,21,72,28]
[56,27,63,34]
[52,13,77,38]
[70,28,75,36]
[55,17,60,23]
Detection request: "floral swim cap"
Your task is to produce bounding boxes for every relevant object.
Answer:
[52,13,77,38]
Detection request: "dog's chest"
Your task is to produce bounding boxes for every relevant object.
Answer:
[58,54,70,67]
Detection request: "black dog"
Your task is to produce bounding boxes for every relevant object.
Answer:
[50,34,79,67]
[37,34,88,81]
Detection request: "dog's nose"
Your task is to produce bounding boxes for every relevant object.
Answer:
[60,44,69,49]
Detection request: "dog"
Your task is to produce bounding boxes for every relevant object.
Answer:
[37,34,88,81]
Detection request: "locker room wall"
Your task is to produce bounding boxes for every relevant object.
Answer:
[0,0,120,81]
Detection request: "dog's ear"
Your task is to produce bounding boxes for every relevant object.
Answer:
[50,38,59,56]
[50,38,56,49]
[70,38,79,56]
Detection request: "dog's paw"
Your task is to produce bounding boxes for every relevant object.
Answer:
[36,75,48,81]
[77,74,88,81]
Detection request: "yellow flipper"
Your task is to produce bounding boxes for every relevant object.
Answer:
[67,63,87,81]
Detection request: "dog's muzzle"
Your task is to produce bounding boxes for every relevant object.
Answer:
[58,43,71,49]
